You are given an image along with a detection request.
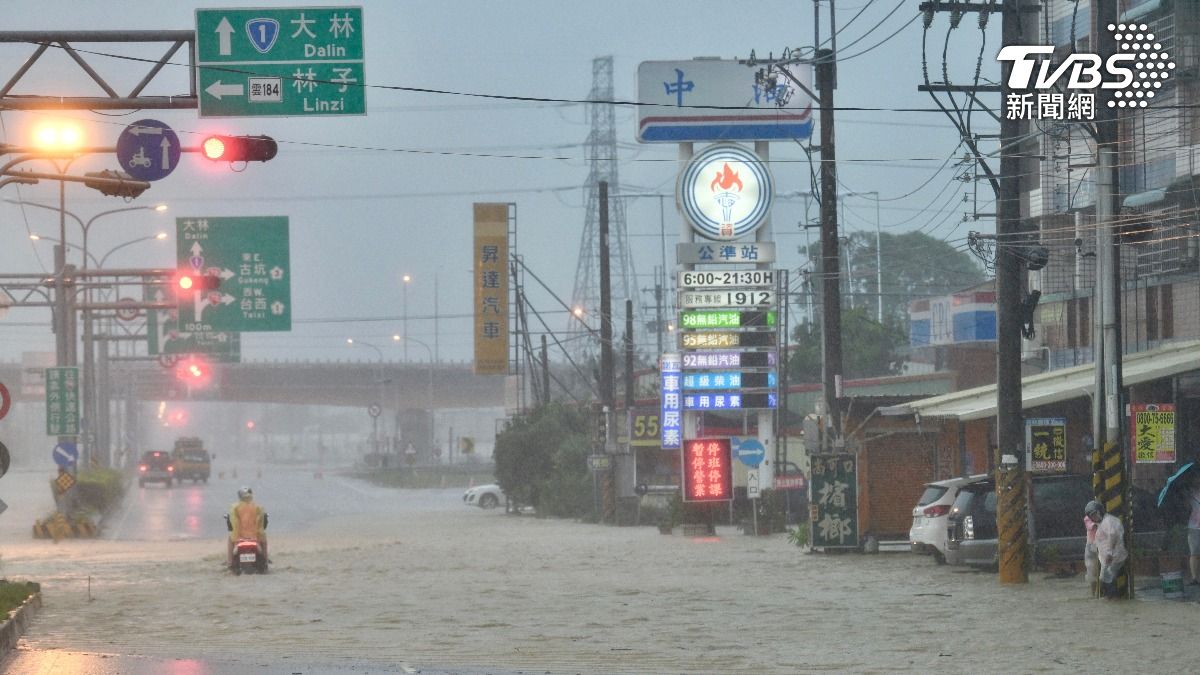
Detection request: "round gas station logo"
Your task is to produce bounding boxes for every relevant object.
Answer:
[677,143,774,241]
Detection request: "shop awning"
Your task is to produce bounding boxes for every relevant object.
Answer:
[1123,187,1167,210]
[879,340,1200,421]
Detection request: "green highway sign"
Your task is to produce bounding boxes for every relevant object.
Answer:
[176,216,291,333]
[45,367,80,436]
[145,286,242,363]
[196,7,366,118]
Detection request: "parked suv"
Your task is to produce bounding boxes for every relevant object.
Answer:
[909,473,988,564]
[946,473,1167,568]
[138,450,175,488]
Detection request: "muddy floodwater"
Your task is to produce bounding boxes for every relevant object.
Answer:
[2,467,1197,674]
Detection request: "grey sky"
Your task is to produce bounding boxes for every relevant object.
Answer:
[0,0,997,364]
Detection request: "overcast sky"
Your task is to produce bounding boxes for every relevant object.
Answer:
[0,0,999,366]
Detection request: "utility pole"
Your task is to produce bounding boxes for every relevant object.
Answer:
[599,180,615,412]
[541,334,550,405]
[816,46,843,450]
[993,0,1036,585]
[624,299,634,411]
[1092,0,1131,599]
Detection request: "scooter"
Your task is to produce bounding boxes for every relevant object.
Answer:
[224,513,269,575]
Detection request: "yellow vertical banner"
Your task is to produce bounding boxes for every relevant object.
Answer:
[473,203,509,375]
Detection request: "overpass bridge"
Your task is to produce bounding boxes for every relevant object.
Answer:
[0,359,507,410]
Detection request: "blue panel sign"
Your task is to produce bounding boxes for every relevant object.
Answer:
[682,392,777,410]
[116,119,182,182]
[682,371,777,390]
[660,353,681,449]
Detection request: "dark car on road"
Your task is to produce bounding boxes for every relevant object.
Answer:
[138,450,175,488]
[946,473,1166,568]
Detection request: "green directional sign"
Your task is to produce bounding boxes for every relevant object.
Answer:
[196,7,366,118]
[145,286,241,363]
[176,216,291,333]
[45,367,80,436]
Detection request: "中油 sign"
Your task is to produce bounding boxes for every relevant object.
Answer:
[1131,403,1175,464]
[196,7,366,118]
[637,60,813,142]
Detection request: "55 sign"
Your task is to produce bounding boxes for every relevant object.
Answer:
[628,409,661,447]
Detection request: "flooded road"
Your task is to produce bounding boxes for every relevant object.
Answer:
[2,464,1198,674]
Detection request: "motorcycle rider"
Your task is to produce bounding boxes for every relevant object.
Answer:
[227,486,267,569]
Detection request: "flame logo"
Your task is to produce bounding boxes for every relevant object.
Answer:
[709,163,743,192]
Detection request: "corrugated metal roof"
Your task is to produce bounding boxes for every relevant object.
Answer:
[879,340,1200,421]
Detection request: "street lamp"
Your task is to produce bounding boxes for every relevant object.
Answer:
[347,338,387,457]
[842,191,883,322]
[401,274,412,362]
[28,230,168,467]
[4,199,168,271]
[29,232,167,269]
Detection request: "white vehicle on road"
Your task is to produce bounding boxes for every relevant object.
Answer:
[463,483,503,509]
[909,473,988,564]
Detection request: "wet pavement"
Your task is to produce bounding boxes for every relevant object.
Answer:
[3,462,1199,674]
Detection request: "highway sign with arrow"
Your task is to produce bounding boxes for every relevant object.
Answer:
[176,216,291,333]
[196,7,366,118]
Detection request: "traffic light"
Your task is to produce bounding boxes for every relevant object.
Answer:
[176,270,221,293]
[201,134,277,163]
[83,169,148,198]
[174,356,213,388]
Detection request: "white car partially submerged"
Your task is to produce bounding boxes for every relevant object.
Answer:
[909,473,988,564]
[463,483,503,509]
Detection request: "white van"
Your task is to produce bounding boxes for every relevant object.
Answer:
[909,473,988,564]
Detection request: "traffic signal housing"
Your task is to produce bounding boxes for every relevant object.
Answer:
[201,134,278,163]
[174,356,214,389]
[83,170,148,198]
[176,270,221,294]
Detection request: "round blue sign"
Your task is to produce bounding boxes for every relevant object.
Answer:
[52,441,79,468]
[116,119,181,182]
[734,437,766,467]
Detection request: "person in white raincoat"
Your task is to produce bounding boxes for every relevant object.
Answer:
[1085,500,1126,598]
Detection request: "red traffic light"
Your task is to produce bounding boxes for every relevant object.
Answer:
[176,271,221,293]
[201,134,277,162]
[174,356,213,388]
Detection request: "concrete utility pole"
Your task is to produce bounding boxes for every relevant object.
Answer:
[1091,0,1131,599]
[598,180,615,413]
[816,47,844,451]
[994,0,1034,585]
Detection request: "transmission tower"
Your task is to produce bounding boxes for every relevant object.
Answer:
[570,55,637,354]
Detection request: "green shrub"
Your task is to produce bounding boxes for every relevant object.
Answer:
[74,467,126,515]
[0,580,39,615]
[787,526,810,548]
